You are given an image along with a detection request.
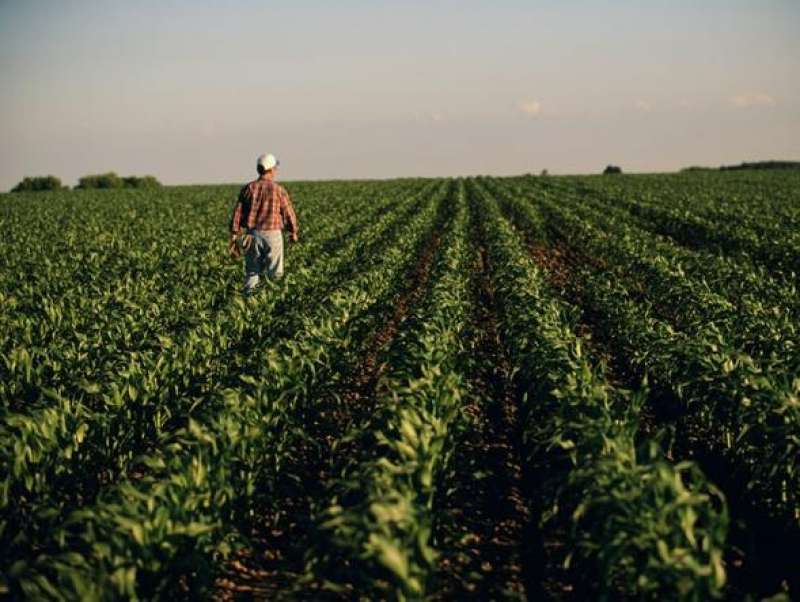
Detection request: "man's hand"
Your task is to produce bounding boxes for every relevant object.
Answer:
[228,235,241,258]
[289,232,299,245]
[229,233,250,258]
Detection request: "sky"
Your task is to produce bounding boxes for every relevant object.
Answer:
[1,0,799,188]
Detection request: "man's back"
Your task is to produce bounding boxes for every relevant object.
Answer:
[231,176,297,234]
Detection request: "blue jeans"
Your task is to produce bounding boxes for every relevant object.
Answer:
[242,229,284,294]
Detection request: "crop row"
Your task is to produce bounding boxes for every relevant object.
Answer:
[1,184,400,516]
[5,179,444,500]
[488,177,798,374]
[487,179,799,568]
[558,174,800,278]
[528,176,800,320]
[1,180,445,593]
[573,170,800,243]
[1,179,442,522]
[0,180,433,410]
[309,181,472,600]
[470,179,729,599]
[5,181,450,599]
[2,172,796,599]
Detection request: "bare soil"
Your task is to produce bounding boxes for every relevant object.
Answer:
[214,215,446,601]
[502,193,799,600]
[430,244,535,601]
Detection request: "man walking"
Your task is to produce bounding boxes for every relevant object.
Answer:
[229,153,299,295]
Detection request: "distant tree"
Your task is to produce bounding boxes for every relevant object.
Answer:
[540,169,549,177]
[11,175,64,192]
[76,172,124,189]
[603,165,623,175]
[122,175,162,188]
[76,173,163,190]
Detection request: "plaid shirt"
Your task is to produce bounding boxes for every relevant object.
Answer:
[229,176,298,235]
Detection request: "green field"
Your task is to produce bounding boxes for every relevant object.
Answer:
[1,171,798,600]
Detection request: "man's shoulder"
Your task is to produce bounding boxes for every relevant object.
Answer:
[240,179,271,195]
[246,178,283,189]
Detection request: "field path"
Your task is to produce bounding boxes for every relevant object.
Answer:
[431,239,536,601]
[214,189,450,601]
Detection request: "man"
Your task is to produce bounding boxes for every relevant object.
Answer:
[229,153,299,295]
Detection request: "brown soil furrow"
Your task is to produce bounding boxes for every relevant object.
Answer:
[499,193,799,600]
[214,214,447,601]
[431,196,540,600]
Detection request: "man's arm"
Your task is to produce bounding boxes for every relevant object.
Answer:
[228,188,249,257]
[229,202,242,240]
[230,186,250,240]
[280,187,299,241]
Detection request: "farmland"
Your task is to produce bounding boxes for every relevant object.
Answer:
[1,171,798,600]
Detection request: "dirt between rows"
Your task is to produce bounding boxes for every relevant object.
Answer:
[430,242,538,601]
[503,200,799,600]
[526,237,625,387]
[213,217,445,600]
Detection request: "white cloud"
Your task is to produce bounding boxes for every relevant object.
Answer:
[634,99,652,112]
[728,92,776,109]
[517,99,542,116]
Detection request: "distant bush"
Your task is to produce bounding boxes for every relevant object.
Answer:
[11,175,65,192]
[122,175,162,188]
[76,172,123,189]
[603,165,622,175]
[681,166,715,173]
[540,169,549,177]
[76,172,162,189]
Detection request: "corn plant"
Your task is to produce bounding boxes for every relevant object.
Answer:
[471,179,729,600]
[311,181,472,600]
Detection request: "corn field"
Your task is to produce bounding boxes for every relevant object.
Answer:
[1,171,798,600]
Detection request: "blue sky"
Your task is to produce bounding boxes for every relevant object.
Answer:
[1,1,799,187]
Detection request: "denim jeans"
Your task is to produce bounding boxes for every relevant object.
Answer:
[242,229,284,295]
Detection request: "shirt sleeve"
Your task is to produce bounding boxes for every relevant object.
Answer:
[280,186,298,235]
[229,186,248,235]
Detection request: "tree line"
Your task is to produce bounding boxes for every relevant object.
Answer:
[10,172,161,193]
[682,160,800,173]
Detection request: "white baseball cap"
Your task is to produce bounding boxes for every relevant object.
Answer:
[257,153,280,171]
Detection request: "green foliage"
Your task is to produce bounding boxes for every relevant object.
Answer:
[75,172,124,189]
[0,171,797,599]
[10,175,64,192]
[311,181,471,599]
[0,177,446,599]
[471,180,729,599]
[74,173,161,189]
[684,161,800,172]
[490,173,800,531]
[122,175,162,188]
[720,160,800,171]
[681,165,715,172]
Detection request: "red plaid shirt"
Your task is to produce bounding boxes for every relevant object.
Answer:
[229,176,298,235]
